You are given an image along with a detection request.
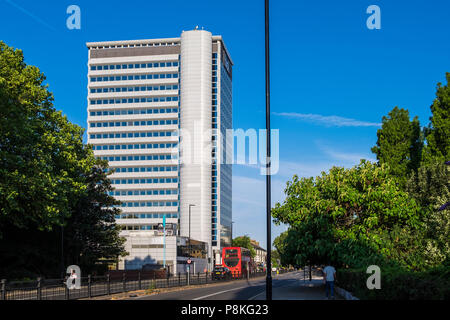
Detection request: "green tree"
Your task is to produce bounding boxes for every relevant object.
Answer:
[371,107,423,186]
[0,42,126,278]
[63,160,127,274]
[0,41,90,236]
[232,235,256,258]
[423,73,450,163]
[407,161,450,266]
[271,248,281,268]
[272,231,288,266]
[272,161,425,270]
[0,159,127,279]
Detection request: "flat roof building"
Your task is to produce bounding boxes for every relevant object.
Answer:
[86,29,233,271]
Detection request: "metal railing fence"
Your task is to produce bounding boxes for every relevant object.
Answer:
[0,269,286,300]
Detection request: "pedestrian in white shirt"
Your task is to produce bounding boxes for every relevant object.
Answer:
[322,264,336,300]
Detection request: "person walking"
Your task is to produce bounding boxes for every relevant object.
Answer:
[322,263,336,300]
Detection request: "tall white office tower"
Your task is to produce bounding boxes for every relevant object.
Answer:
[86,29,233,270]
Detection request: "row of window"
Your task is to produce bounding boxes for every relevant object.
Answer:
[90,96,179,105]
[90,84,178,94]
[89,119,178,128]
[108,189,178,196]
[119,223,177,230]
[111,178,179,184]
[115,201,178,208]
[90,73,178,82]
[91,61,179,71]
[89,108,178,117]
[107,166,178,173]
[116,213,178,220]
[98,154,177,162]
[92,143,177,151]
[116,213,178,219]
[90,131,176,139]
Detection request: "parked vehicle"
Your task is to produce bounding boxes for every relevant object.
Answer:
[212,266,232,280]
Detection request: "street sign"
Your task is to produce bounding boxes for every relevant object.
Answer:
[187,259,192,265]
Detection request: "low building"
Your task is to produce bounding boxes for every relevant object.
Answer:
[119,230,208,274]
[250,240,267,269]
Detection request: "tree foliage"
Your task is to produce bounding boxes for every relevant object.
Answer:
[406,161,450,266]
[371,107,423,186]
[232,235,256,258]
[0,42,126,278]
[423,72,450,163]
[0,41,91,234]
[272,161,425,270]
[63,160,127,274]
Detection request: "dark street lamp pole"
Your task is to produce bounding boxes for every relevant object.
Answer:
[265,0,272,301]
[231,221,235,244]
[60,224,64,278]
[188,204,195,258]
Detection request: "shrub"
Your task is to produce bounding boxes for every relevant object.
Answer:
[337,266,450,300]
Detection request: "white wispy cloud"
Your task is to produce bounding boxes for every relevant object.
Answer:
[5,0,56,31]
[274,112,381,128]
[316,142,376,165]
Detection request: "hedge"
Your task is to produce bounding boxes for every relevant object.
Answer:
[336,265,450,300]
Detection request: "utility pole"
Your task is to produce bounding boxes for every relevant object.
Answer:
[188,204,195,258]
[265,0,272,301]
[60,221,64,279]
[163,214,166,269]
[188,204,195,276]
[231,221,235,244]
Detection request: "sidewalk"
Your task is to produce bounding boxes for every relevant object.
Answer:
[273,279,343,300]
[253,271,343,300]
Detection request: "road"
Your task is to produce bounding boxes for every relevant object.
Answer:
[135,270,340,300]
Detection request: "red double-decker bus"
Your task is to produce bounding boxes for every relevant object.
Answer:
[221,247,254,278]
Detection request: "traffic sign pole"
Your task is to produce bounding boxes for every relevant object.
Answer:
[187,260,191,286]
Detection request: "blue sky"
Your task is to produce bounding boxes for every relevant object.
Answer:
[1,0,449,249]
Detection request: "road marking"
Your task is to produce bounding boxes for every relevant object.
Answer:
[248,278,305,300]
[248,291,265,300]
[192,285,254,300]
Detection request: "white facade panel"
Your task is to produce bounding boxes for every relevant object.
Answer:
[179,30,212,248]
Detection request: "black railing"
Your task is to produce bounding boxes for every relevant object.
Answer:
[0,269,280,300]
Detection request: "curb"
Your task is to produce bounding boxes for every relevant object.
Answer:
[335,286,359,300]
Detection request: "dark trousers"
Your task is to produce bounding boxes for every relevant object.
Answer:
[325,281,334,298]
